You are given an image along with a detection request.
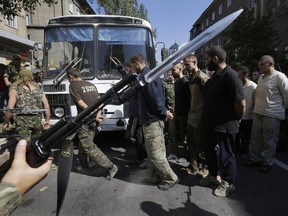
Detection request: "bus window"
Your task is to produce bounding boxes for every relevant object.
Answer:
[97,26,155,80]
[44,26,94,79]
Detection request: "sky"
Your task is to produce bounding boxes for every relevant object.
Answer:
[139,0,213,48]
[88,0,213,61]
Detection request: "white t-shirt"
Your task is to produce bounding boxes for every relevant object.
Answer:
[254,70,288,120]
[242,80,257,120]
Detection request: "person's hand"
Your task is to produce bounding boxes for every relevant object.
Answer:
[1,139,53,195]
[42,120,50,130]
[2,122,9,130]
[165,110,174,122]
[96,114,105,123]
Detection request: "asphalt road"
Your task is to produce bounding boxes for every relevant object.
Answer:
[11,131,288,216]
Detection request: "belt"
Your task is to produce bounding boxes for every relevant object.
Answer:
[17,113,40,116]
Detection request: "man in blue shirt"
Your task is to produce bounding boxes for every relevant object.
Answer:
[128,54,179,190]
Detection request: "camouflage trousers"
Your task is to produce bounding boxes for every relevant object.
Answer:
[15,114,42,142]
[143,120,178,184]
[77,124,113,170]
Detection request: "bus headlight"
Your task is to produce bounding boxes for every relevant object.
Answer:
[54,107,65,118]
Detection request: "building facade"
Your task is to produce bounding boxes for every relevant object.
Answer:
[190,0,288,70]
[0,10,34,65]
[27,0,94,48]
[0,0,94,68]
[190,0,255,67]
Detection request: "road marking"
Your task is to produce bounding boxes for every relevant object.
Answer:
[274,158,288,171]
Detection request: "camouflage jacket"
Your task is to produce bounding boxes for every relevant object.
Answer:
[11,82,43,112]
[162,79,175,110]
[5,65,21,83]
[0,183,22,216]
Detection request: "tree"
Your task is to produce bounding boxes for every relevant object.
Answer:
[0,0,57,17]
[93,0,157,39]
[222,8,276,71]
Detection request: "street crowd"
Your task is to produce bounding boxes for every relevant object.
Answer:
[1,46,288,215]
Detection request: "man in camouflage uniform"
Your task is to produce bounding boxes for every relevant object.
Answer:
[2,69,50,142]
[3,54,22,86]
[162,70,175,112]
[162,70,175,151]
[66,68,118,180]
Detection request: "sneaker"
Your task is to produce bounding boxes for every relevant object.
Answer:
[199,174,221,186]
[197,168,209,178]
[106,164,119,180]
[213,180,235,197]
[167,154,178,161]
[185,166,199,175]
[158,178,180,191]
[185,160,199,175]
[176,157,187,163]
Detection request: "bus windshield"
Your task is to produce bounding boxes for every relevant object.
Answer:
[97,26,155,80]
[44,26,94,79]
[44,25,155,80]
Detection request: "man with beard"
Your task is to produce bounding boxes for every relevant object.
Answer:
[200,46,245,197]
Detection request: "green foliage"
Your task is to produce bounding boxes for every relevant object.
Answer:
[95,0,157,39]
[96,0,148,20]
[223,8,276,71]
[0,0,57,17]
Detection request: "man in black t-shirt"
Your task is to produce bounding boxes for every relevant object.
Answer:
[67,68,118,180]
[200,47,245,197]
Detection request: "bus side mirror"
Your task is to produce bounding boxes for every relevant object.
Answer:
[161,48,168,61]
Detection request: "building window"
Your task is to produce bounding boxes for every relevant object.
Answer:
[218,38,222,46]
[25,14,30,25]
[212,11,215,21]
[201,23,205,30]
[219,4,223,15]
[69,0,73,13]
[5,15,17,28]
[206,18,209,26]
[227,0,232,7]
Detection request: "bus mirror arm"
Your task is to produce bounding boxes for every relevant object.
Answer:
[110,57,128,78]
[53,58,82,86]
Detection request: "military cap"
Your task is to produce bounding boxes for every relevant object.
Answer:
[19,68,33,79]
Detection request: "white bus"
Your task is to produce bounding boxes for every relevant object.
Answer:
[41,15,156,131]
